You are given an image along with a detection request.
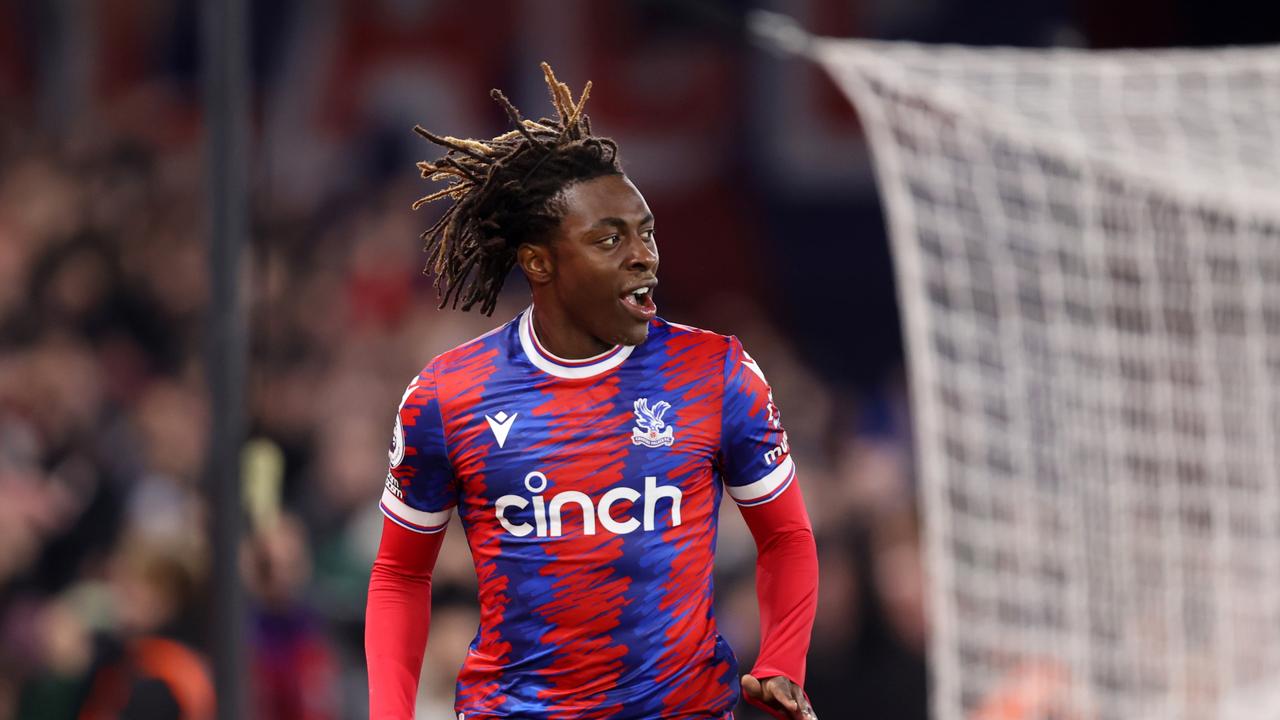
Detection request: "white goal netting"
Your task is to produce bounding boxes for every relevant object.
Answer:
[817,39,1280,720]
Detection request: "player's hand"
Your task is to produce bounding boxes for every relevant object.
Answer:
[741,674,816,720]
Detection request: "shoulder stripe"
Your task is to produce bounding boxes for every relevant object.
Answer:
[727,455,796,506]
[379,488,452,533]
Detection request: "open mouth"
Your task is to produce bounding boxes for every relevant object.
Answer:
[621,285,657,320]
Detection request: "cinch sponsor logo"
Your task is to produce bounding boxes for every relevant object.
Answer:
[495,471,682,537]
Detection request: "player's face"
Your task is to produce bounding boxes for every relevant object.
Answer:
[544,174,659,348]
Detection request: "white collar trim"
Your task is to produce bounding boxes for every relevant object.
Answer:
[518,307,634,379]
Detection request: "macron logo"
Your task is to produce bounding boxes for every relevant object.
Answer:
[485,411,518,448]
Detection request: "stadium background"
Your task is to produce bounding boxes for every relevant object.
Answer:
[0,1,1274,718]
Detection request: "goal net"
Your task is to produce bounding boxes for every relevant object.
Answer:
[816,39,1280,720]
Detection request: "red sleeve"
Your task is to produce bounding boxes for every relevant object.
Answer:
[737,479,819,715]
[366,515,446,719]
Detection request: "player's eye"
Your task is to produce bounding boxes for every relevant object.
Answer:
[599,234,620,248]
[641,228,656,242]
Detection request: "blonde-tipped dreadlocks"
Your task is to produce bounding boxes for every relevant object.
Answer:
[413,62,622,316]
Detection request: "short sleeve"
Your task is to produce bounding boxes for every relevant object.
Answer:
[719,336,796,507]
[379,366,457,533]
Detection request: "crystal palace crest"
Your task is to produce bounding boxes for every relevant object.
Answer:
[631,398,675,448]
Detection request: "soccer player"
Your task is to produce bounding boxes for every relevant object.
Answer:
[366,64,819,720]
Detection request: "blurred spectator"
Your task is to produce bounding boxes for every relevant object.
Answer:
[243,512,341,720]
[70,536,214,720]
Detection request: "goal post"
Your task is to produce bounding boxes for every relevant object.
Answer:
[815,39,1280,720]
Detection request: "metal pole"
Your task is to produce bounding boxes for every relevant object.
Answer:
[202,1,249,718]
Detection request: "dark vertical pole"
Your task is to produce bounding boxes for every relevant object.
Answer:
[202,2,249,719]
[36,0,90,135]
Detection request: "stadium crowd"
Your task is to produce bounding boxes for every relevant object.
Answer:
[0,116,926,719]
[0,2,930,719]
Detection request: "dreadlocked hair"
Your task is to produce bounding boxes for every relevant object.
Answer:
[412,62,623,316]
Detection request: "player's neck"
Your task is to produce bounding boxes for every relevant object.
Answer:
[529,303,615,360]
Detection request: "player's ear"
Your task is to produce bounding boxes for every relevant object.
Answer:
[517,242,553,285]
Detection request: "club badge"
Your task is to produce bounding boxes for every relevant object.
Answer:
[631,398,675,448]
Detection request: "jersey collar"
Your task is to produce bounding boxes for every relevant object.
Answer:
[517,306,634,379]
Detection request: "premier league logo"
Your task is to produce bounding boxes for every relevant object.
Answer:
[390,415,405,468]
[631,398,675,447]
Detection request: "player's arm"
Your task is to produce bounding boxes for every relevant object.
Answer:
[720,337,819,720]
[367,517,445,718]
[366,368,458,719]
[736,482,818,720]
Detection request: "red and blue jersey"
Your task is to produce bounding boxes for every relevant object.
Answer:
[379,308,796,719]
